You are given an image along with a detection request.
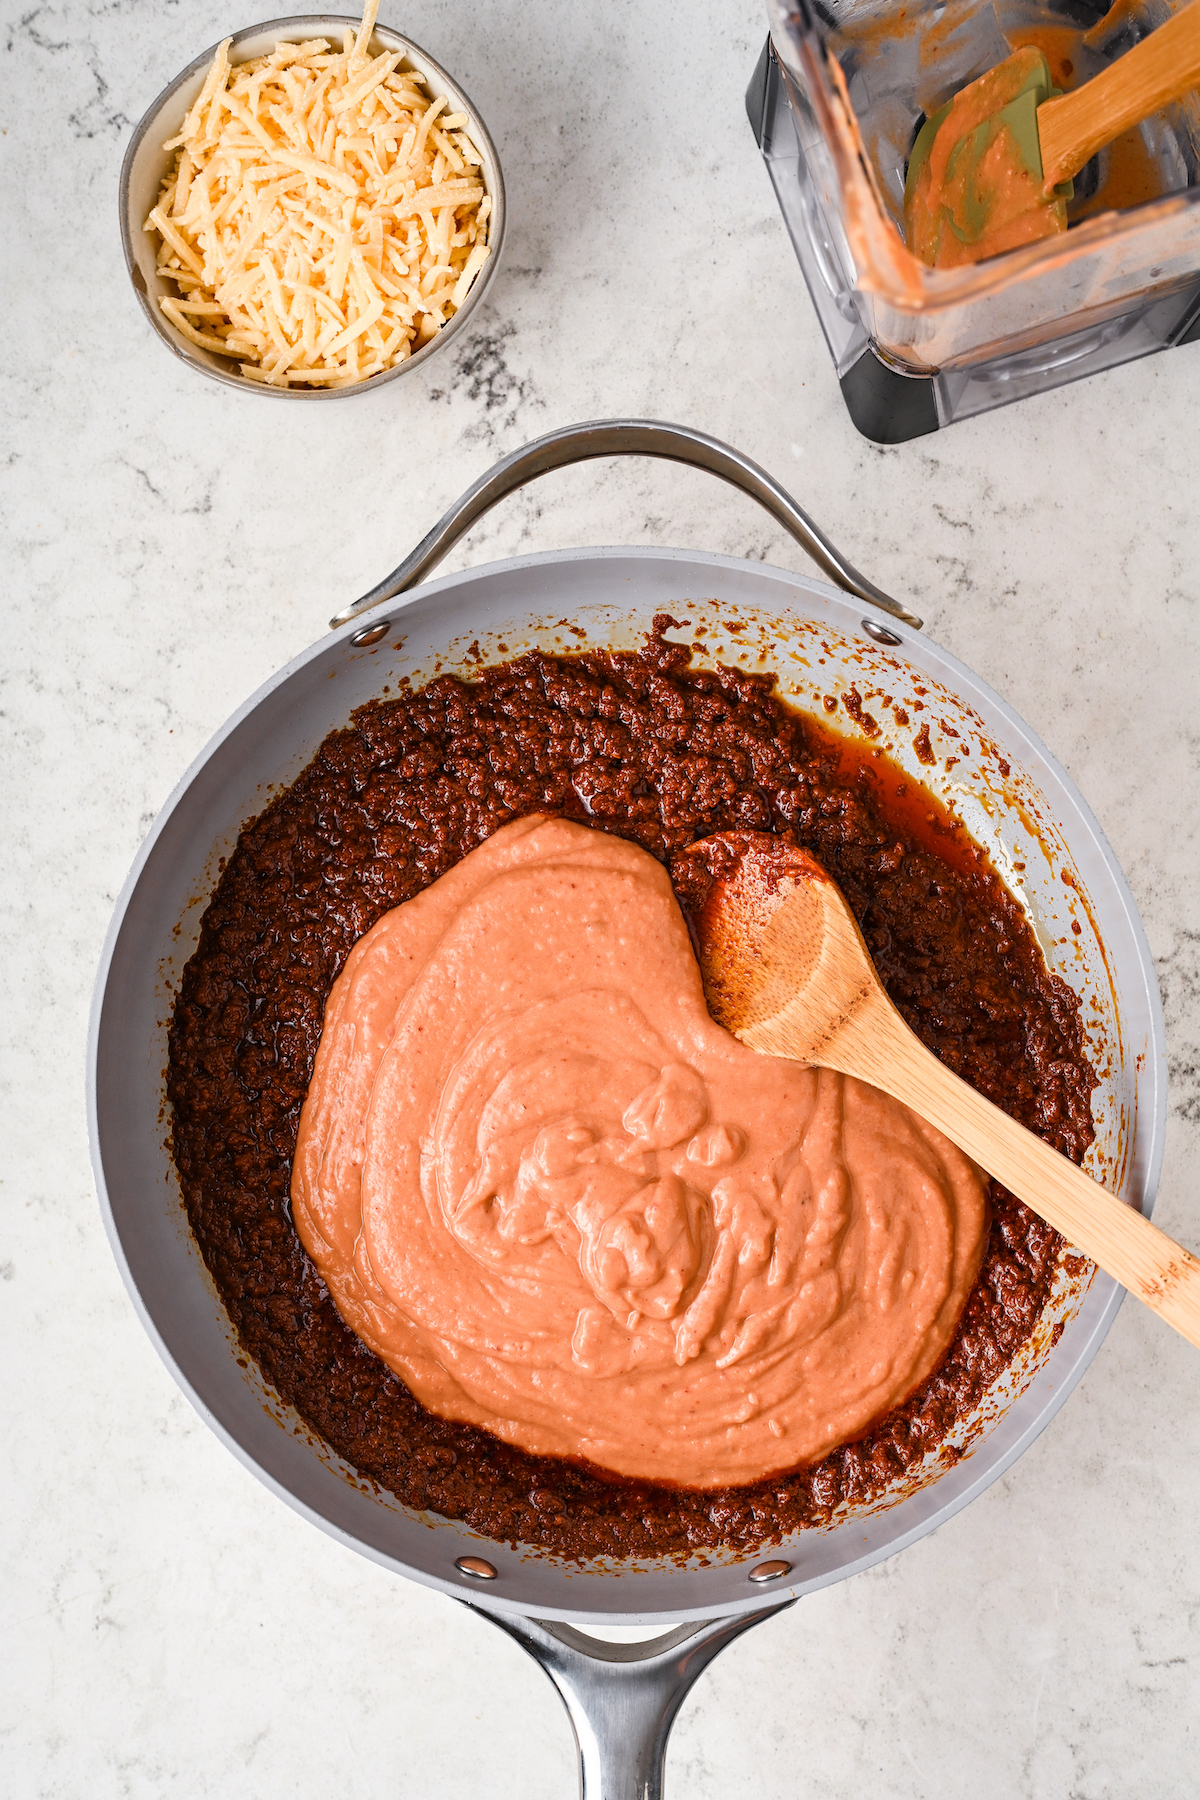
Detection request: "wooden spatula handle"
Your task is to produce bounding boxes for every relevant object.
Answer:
[1038,0,1200,186]
[835,1007,1200,1350]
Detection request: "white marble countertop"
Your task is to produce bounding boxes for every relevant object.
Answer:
[4,0,1199,1793]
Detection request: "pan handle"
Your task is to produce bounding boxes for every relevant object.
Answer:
[464,1597,795,1800]
[329,419,922,630]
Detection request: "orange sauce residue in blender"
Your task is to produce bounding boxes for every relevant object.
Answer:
[1074,125,1168,219]
[1006,21,1169,223]
[904,46,1068,267]
[1005,24,1082,89]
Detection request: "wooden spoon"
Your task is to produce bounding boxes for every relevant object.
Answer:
[686,832,1200,1351]
[1038,0,1200,188]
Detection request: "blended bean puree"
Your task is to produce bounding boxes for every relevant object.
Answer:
[168,620,1096,1557]
[904,48,1067,268]
[902,15,1174,270]
[292,816,988,1487]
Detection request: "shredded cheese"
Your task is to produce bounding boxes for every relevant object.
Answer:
[145,0,491,386]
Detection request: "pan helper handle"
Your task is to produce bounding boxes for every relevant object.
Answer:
[329,419,921,630]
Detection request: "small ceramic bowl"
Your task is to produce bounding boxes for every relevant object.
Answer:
[119,13,506,398]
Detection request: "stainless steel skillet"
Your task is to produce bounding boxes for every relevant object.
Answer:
[87,420,1166,1799]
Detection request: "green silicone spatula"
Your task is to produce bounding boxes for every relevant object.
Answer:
[904,0,1200,268]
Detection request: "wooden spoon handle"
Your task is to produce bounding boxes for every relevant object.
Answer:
[1037,0,1200,186]
[836,1005,1200,1350]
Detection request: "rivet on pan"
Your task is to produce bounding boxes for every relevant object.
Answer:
[861,618,902,647]
[748,1559,792,1583]
[456,1555,498,1580]
[350,620,390,647]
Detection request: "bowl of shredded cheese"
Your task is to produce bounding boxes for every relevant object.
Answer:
[120,4,504,392]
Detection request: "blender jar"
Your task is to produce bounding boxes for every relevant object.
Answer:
[750,0,1200,439]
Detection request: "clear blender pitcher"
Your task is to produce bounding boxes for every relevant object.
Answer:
[750,0,1200,438]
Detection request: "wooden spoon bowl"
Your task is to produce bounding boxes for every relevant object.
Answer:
[685,831,1200,1351]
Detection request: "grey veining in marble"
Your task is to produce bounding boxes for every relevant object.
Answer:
[3,0,1198,1794]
